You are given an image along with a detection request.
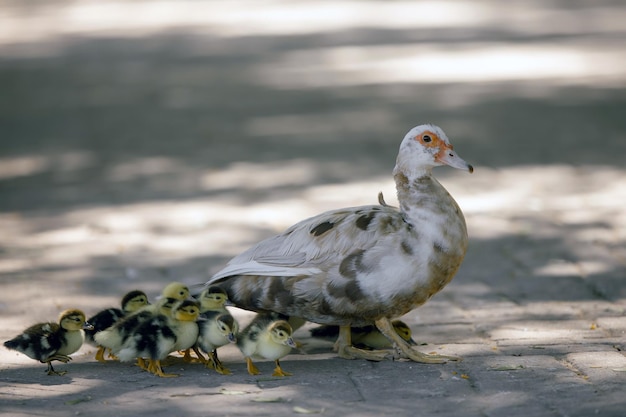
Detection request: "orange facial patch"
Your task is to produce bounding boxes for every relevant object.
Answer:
[414,130,447,149]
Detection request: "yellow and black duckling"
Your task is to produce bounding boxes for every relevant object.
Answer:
[93,282,188,359]
[116,299,200,377]
[94,297,176,360]
[196,311,238,374]
[4,309,93,375]
[196,285,229,314]
[237,314,297,377]
[182,285,231,363]
[85,290,149,362]
[310,320,417,350]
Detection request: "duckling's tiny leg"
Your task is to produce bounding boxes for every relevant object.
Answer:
[271,359,292,377]
[46,361,67,376]
[245,357,261,375]
[181,348,194,362]
[148,359,178,378]
[48,354,72,363]
[374,317,461,363]
[136,357,149,370]
[107,349,119,360]
[95,346,107,362]
[194,346,208,362]
[209,350,231,375]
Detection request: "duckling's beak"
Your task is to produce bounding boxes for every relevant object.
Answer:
[227,333,236,343]
[407,337,417,346]
[286,337,297,348]
[83,322,95,331]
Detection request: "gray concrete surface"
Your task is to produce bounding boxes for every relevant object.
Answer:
[1,1,625,416]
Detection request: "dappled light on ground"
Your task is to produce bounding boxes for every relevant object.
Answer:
[1,1,625,416]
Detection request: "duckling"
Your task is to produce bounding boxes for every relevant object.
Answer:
[116,299,200,377]
[94,297,176,358]
[182,285,231,362]
[84,290,149,362]
[196,311,238,374]
[310,320,417,350]
[237,314,296,377]
[4,309,93,375]
[94,282,189,364]
[196,285,229,314]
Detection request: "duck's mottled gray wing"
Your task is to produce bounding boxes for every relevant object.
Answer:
[209,205,407,283]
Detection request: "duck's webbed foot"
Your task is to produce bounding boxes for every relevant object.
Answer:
[374,318,462,364]
[334,325,395,361]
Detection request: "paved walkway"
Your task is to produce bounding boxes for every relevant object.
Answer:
[1,1,625,416]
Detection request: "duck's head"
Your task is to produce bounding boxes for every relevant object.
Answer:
[161,282,190,301]
[172,300,201,322]
[121,290,150,313]
[396,124,473,176]
[59,309,93,331]
[392,320,417,346]
[216,313,238,343]
[268,320,297,348]
[199,286,229,310]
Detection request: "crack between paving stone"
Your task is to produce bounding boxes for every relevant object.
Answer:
[347,371,366,403]
[559,358,590,382]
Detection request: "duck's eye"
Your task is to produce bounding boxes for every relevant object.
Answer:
[422,135,432,143]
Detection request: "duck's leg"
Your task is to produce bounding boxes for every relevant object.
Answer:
[374,317,461,363]
[95,346,107,362]
[245,357,261,375]
[335,325,393,361]
[272,359,292,377]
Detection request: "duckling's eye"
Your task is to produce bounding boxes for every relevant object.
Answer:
[422,135,432,143]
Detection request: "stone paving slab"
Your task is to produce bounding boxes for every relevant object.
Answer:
[1,1,626,416]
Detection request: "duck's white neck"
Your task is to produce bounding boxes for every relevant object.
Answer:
[393,166,458,225]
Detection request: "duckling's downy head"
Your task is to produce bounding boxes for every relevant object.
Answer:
[268,321,296,348]
[216,313,238,343]
[161,282,190,300]
[173,300,200,322]
[199,286,229,310]
[59,309,93,331]
[392,320,417,345]
[121,290,149,313]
